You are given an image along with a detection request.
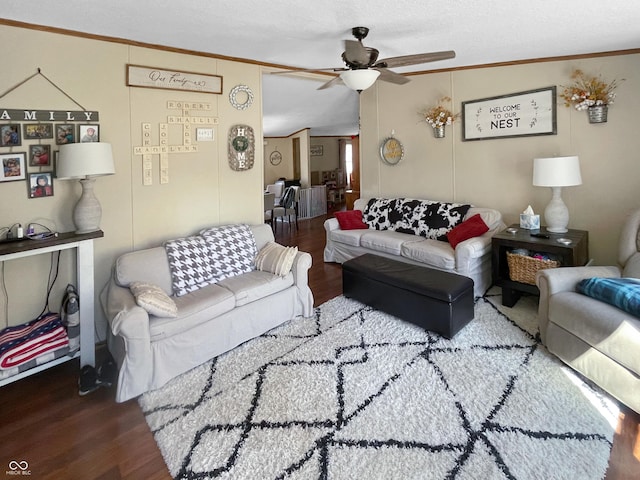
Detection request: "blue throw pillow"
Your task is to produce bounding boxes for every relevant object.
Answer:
[576,277,640,318]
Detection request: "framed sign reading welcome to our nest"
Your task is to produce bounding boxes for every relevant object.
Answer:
[462,86,557,141]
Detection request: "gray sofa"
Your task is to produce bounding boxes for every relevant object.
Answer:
[324,198,505,297]
[102,224,313,402]
[536,209,640,413]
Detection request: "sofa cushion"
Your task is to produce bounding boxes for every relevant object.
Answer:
[360,230,422,256]
[401,239,456,270]
[330,228,369,247]
[114,246,173,294]
[255,242,297,276]
[577,277,640,318]
[149,283,235,341]
[164,236,216,297]
[129,282,177,318]
[217,270,295,307]
[335,210,369,230]
[200,224,257,282]
[549,291,640,374]
[466,207,502,231]
[447,214,489,248]
[364,198,471,240]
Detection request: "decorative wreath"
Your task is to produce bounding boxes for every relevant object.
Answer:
[229,85,254,110]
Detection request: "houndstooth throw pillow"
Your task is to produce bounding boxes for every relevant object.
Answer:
[164,236,215,297]
[200,224,257,282]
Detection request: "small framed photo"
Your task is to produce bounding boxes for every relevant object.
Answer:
[0,152,26,182]
[1,124,22,147]
[56,124,75,145]
[24,123,54,139]
[79,124,99,142]
[29,144,51,167]
[28,172,54,198]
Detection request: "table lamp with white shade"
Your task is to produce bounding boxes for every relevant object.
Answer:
[532,155,582,233]
[56,142,115,234]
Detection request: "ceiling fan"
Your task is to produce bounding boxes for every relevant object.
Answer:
[275,27,455,92]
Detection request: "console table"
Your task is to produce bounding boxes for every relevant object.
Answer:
[491,225,588,307]
[0,230,103,386]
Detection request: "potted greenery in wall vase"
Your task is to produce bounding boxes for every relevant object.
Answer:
[420,96,459,138]
[560,69,623,124]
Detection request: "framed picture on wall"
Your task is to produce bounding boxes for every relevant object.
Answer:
[0,124,21,147]
[29,144,51,167]
[28,172,54,198]
[56,124,75,145]
[79,124,100,142]
[24,123,54,139]
[0,152,26,182]
[310,145,323,156]
[461,86,557,141]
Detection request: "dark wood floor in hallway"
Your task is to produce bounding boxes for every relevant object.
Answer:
[0,214,637,479]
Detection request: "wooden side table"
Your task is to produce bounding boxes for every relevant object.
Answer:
[491,225,588,307]
[0,230,103,386]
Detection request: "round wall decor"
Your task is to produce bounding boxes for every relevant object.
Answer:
[379,136,404,166]
[229,84,254,110]
[269,149,282,166]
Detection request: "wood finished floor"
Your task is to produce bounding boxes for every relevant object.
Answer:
[0,213,638,479]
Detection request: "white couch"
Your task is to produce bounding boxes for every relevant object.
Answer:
[102,224,313,402]
[324,198,505,297]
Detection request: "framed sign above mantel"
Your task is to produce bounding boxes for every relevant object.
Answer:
[461,86,557,141]
[126,64,223,94]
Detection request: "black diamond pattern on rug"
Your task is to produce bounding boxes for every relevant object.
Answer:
[140,293,618,480]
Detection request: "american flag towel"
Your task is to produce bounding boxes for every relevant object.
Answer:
[0,312,69,370]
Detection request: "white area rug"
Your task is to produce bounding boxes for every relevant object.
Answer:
[140,291,619,479]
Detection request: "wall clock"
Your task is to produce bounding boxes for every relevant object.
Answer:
[379,136,404,166]
[269,149,282,166]
[229,84,254,110]
[228,124,255,171]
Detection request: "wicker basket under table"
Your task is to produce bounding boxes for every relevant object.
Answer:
[506,251,559,285]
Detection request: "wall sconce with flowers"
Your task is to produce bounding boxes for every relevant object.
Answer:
[419,96,459,138]
[559,69,623,124]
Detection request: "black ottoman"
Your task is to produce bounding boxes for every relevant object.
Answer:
[342,254,474,339]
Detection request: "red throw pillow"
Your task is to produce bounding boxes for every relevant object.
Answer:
[335,210,369,230]
[447,214,489,248]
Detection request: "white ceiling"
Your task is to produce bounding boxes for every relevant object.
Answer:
[2,0,639,137]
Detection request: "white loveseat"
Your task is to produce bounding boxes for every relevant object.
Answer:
[102,223,313,402]
[324,198,505,297]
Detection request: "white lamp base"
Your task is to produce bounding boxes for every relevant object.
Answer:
[544,186,569,233]
[73,178,102,234]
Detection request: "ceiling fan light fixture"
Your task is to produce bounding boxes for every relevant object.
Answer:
[339,69,380,91]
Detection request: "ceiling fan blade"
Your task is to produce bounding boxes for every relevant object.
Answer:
[375,68,410,85]
[376,50,456,69]
[344,39,371,65]
[271,67,346,75]
[317,76,344,90]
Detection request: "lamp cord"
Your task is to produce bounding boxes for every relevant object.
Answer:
[39,251,61,317]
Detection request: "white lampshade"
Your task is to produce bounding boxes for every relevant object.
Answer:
[339,69,380,91]
[57,142,115,234]
[532,156,582,187]
[57,142,115,179]
[532,156,582,234]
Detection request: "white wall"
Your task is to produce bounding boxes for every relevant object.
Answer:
[360,54,640,266]
[0,24,264,338]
